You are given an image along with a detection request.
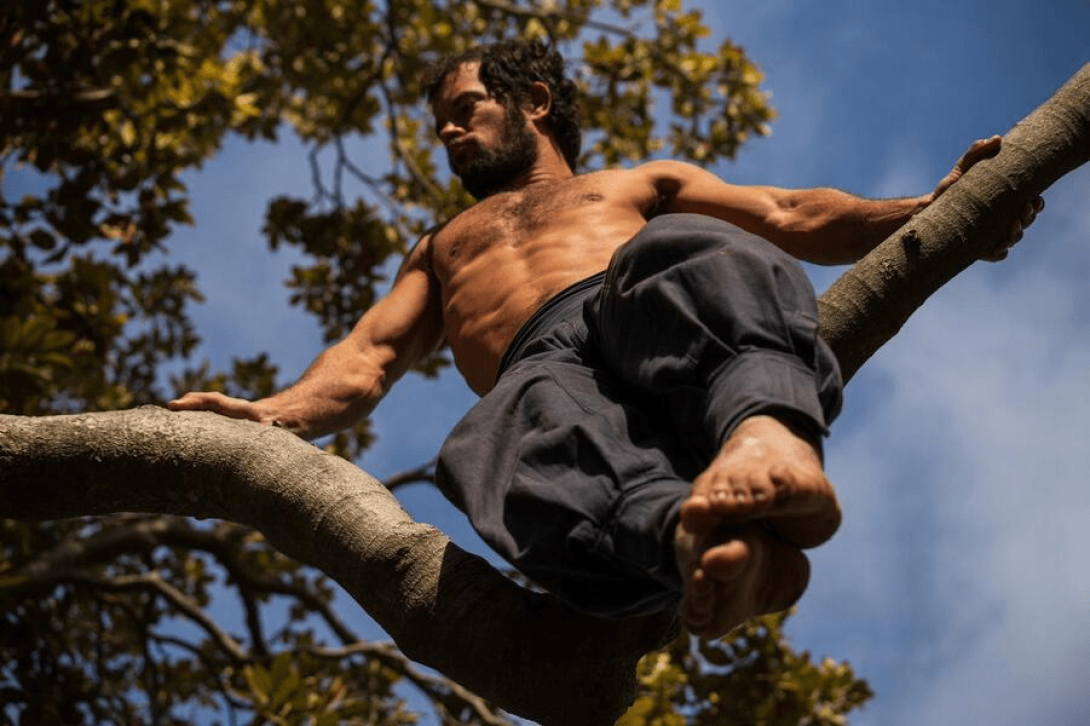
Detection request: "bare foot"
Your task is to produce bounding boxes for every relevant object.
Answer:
[680,415,841,549]
[675,522,809,638]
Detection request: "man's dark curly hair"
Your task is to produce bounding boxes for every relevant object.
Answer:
[422,39,582,171]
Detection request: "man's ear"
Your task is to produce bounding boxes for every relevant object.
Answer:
[525,81,552,124]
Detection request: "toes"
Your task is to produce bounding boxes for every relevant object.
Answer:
[710,485,763,509]
[698,535,751,579]
[681,484,770,534]
[679,494,716,533]
[708,475,775,508]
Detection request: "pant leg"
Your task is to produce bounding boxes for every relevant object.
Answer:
[436,311,690,617]
[587,213,842,459]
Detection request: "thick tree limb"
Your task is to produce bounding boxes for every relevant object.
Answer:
[2,65,1087,726]
[819,63,1090,382]
[0,407,674,726]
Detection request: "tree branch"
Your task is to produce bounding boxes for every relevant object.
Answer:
[308,641,513,726]
[381,459,436,491]
[61,570,251,663]
[0,87,115,108]
[0,406,674,726]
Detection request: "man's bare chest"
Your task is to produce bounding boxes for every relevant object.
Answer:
[432,179,617,267]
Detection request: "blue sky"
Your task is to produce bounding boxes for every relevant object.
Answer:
[60,0,1090,723]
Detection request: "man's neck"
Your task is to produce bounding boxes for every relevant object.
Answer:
[508,150,575,191]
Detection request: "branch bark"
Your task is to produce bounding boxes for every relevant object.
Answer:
[0,407,674,726]
[1,64,1087,726]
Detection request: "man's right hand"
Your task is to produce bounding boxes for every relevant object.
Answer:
[168,392,268,424]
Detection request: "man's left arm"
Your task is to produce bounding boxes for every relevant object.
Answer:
[653,136,1042,265]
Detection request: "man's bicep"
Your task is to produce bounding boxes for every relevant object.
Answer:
[646,161,787,237]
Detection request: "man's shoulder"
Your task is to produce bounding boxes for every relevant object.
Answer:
[632,158,705,177]
[419,219,450,242]
[404,224,447,274]
[575,166,653,183]
[583,160,708,191]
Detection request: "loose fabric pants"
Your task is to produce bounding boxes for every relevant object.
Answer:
[436,213,842,617]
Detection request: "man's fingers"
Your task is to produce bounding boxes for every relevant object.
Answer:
[949,136,1001,182]
[167,391,220,411]
[1024,196,1045,225]
[982,195,1045,262]
[1009,197,1044,243]
[933,136,1002,200]
[959,135,1002,170]
[167,392,259,421]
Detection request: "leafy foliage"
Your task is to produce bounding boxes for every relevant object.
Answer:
[1,0,868,723]
[620,614,873,726]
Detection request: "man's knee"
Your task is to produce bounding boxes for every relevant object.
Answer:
[612,213,807,293]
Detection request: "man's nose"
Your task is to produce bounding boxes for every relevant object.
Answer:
[438,121,462,144]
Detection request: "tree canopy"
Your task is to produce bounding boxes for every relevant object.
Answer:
[0,1,882,723]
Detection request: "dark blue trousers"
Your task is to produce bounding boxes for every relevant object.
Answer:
[436,214,842,617]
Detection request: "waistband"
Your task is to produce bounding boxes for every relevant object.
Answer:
[497,271,606,378]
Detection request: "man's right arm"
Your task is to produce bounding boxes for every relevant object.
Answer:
[168,236,445,440]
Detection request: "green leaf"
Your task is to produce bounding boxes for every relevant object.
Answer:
[243,664,272,703]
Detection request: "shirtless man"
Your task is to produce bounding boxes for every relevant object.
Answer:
[170,40,1038,638]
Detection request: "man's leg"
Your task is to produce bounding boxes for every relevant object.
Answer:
[587,214,844,634]
[437,354,811,635]
[436,294,700,619]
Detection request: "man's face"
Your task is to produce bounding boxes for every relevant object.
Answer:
[432,62,538,200]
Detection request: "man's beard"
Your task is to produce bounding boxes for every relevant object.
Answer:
[451,104,538,200]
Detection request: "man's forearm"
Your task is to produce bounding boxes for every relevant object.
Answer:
[259,344,387,439]
[771,188,930,265]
